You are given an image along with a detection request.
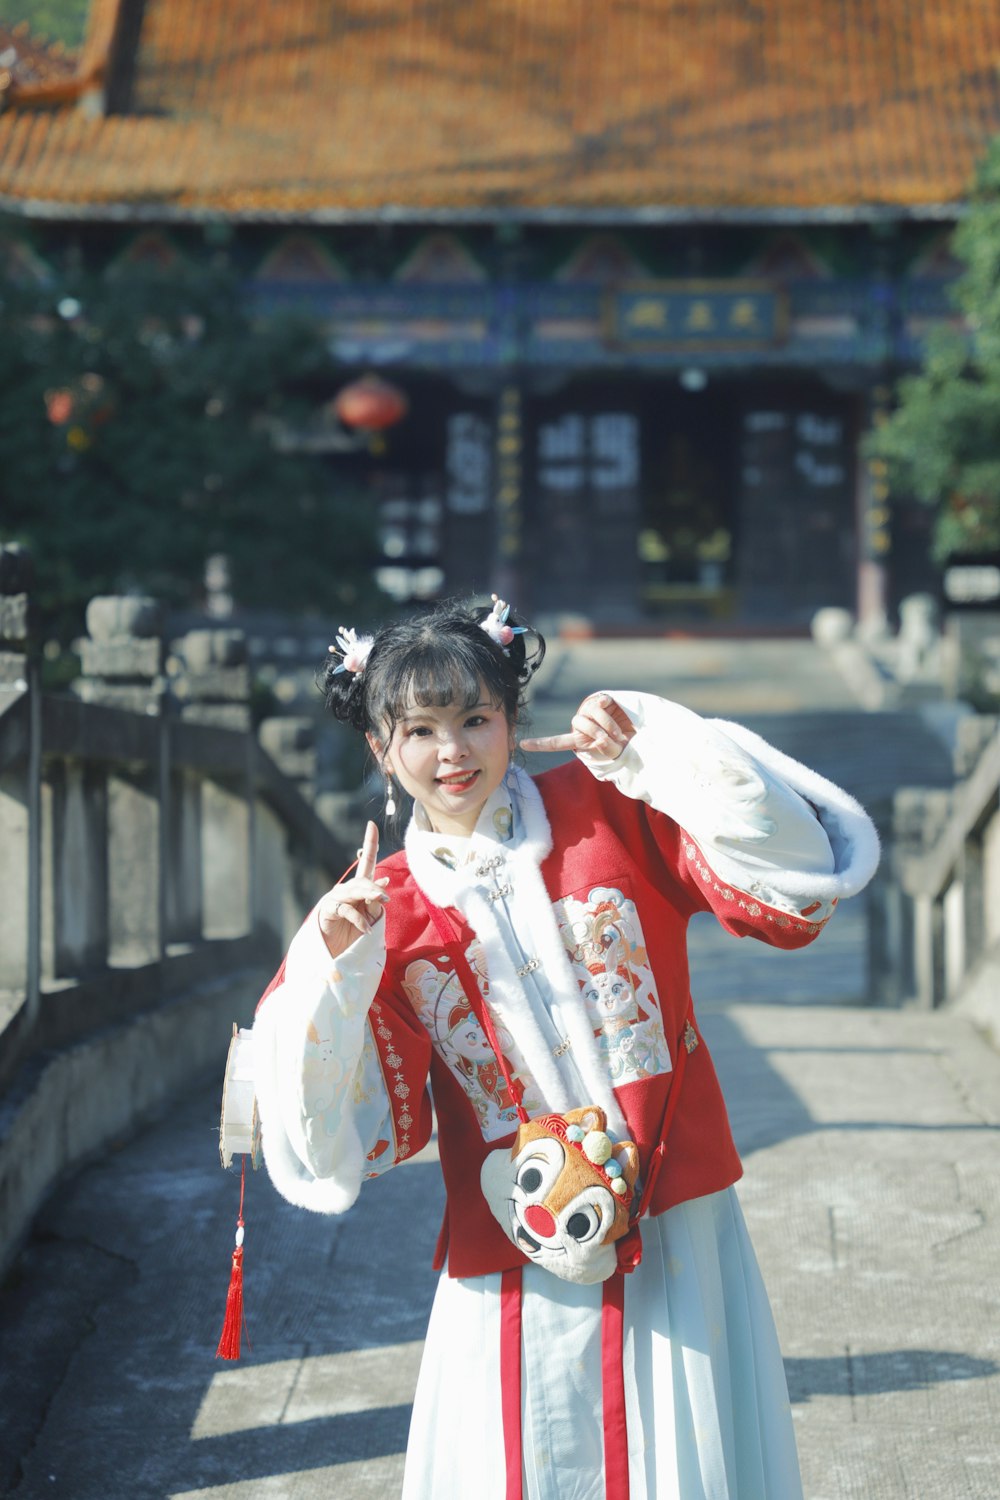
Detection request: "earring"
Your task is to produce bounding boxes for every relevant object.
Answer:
[384,775,397,817]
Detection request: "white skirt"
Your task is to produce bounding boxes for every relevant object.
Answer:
[402,1188,802,1500]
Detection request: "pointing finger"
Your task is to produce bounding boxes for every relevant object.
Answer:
[519,732,580,754]
[357,819,379,882]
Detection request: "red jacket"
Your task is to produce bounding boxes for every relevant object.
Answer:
[294,760,827,1280]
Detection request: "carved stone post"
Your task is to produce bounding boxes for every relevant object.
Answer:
[74,595,165,714]
[0,544,30,700]
[257,717,317,799]
[0,545,36,995]
[43,757,109,979]
[75,596,164,966]
[256,717,325,947]
[174,629,252,940]
[172,629,250,731]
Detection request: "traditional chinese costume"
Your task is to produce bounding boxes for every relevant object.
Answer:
[251,692,879,1499]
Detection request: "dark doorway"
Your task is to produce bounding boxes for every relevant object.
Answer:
[524,377,739,622]
[734,389,858,625]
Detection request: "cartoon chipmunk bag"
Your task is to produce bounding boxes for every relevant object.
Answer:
[481,1105,640,1285]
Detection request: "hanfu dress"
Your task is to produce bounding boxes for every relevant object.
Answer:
[251,692,879,1499]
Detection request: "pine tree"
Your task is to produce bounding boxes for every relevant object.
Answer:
[0,256,377,637]
[870,139,1000,561]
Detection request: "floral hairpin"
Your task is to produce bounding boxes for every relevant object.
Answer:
[328,625,374,675]
[480,594,527,652]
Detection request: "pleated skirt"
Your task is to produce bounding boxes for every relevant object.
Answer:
[401,1188,803,1500]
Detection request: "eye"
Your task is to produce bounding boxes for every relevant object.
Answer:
[511,1137,564,1199]
[559,1185,614,1245]
[465,714,487,728]
[565,1206,600,1242]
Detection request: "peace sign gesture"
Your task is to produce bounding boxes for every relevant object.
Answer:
[520,694,636,765]
[317,820,389,960]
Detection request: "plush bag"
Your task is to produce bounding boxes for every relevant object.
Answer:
[481,1105,640,1285]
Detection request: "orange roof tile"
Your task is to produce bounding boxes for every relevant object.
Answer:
[1,0,999,219]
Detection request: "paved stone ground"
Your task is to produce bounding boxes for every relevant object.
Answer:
[3,638,997,1500]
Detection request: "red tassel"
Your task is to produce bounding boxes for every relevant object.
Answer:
[216,1157,251,1360]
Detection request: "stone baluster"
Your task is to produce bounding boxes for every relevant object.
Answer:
[173,629,252,940]
[257,716,317,798]
[953,714,999,781]
[171,629,250,730]
[42,755,110,981]
[0,542,30,701]
[74,596,164,966]
[0,545,36,996]
[73,595,165,714]
[256,715,327,945]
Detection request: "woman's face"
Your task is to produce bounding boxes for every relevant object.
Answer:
[372,686,514,837]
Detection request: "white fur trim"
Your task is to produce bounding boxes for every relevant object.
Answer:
[586,690,879,904]
[710,719,881,900]
[404,767,625,1135]
[251,919,389,1215]
[508,847,629,1138]
[460,885,574,1112]
[252,981,369,1213]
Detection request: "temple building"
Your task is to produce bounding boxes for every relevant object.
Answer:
[3,1,1000,628]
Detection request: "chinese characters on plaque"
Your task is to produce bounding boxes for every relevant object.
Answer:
[612,284,783,348]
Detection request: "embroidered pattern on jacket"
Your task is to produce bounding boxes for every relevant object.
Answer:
[368,997,413,1164]
[555,885,672,1086]
[683,839,835,932]
[402,948,543,1140]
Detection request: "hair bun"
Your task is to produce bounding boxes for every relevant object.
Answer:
[322,652,367,730]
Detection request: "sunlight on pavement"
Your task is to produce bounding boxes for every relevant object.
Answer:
[171,1453,406,1499]
[190,1340,424,1440]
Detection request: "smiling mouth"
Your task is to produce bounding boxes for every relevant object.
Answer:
[435,770,480,792]
[515,1225,541,1254]
[509,1204,564,1259]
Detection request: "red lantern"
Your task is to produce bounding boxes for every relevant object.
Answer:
[45,389,75,425]
[332,375,408,433]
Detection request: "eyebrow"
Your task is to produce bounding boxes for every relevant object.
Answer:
[399,701,494,722]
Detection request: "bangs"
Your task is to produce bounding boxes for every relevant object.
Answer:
[373,635,507,735]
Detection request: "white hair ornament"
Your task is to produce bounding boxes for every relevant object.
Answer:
[328,626,374,675]
[480,594,527,653]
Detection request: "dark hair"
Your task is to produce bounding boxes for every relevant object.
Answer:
[322,598,545,752]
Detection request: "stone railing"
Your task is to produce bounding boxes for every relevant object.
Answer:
[0,560,353,1274]
[883,715,1000,1027]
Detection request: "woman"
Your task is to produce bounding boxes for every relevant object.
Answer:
[248,597,879,1499]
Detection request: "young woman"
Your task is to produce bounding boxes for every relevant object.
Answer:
[248,597,879,1499]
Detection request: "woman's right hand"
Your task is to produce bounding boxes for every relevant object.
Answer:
[317,820,389,961]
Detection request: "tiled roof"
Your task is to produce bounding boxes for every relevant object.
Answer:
[1,0,999,219]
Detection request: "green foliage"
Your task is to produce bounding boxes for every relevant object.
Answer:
[869,139,1000,559]
[0,0,90,51]
[0,258,378,638]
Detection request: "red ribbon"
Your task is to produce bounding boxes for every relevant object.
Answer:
[500,1267,524,1500]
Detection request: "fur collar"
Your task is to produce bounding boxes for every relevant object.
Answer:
[403,766,627,1135]
[404,766,552,907]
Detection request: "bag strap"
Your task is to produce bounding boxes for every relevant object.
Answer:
[417,886,697,1183]
[420,893,531,1125]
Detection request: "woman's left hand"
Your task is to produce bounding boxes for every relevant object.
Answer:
[520,694,636,764]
